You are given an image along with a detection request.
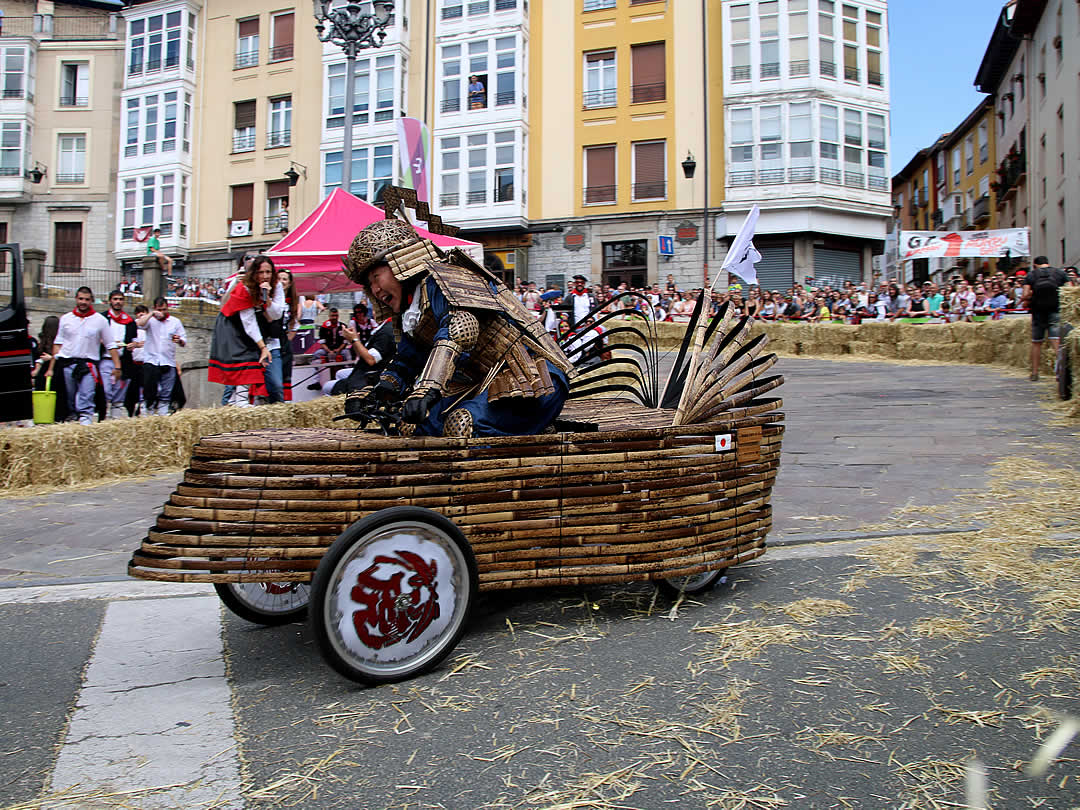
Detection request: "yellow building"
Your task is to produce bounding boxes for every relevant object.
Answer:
[527,0,723,289]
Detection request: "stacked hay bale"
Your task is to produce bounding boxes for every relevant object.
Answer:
[0,397,341,491]
[1062,287,1080,415]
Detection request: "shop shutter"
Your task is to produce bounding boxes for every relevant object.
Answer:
[812,246,862,287]
[753,243,794,293]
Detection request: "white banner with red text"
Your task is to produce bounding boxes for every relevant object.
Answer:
[899,228,1030,261]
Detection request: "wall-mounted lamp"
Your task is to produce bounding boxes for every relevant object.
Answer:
[682,152,697,179]
[284,161,307,187]
[28,163,47,184]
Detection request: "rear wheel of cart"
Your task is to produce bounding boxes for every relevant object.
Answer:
[214,578,311,626]
[656,568,727,598]
[1057,323,1072,401]
[310,507,477,685]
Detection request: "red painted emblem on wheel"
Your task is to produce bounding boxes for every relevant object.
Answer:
[350,551,440,649]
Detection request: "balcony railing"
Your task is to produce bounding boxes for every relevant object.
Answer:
[0,17,35,36]
[232,132,256,152]
[55,173,85,184]
[495,90,515,106]
[264,214,288,233]
[584,0,616,8]
[441,98,461,113]
[0,167,22,176]
[729,170,755,186]
[844,171,864,187]
[468,1,489,14]
[972,194,991,222]
[52,16,118,40]
[931,209,944,229]
[495,0,517,9]
[631,181,665,200]
[466,189,486,205]
[868,70,883,86]
[269,44,293,62]
[440,192,459,207]
[494,184,513,202]
[235,51,258,69]
[266,130,291,148]
[992,149,1026,207]
[731,65,751,81]
[1,88,30,100]
[820,61,836,77]
[844,65,859,81]
[761,62,780,78]
[583,88,616,108]
[759,168,784,184]
[164,53,180,69]
[59,96,89,107]
[584,184,616,204]
[868,175,888,190]
[789,60,810,77]
[821,167,842,184]
[631,81,665,103]
[441,5,463,18]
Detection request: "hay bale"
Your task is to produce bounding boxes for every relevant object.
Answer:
[897,323,954,346]
[855,320,896,344]
[805,323,856,355]
[0,397,342,491]
[1060,286,1080,325]
[848,340,879,357]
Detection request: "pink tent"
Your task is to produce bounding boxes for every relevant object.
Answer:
[267,188,483,295]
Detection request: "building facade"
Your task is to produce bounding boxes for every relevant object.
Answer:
[718,0,891,292]
[0,0,124,291]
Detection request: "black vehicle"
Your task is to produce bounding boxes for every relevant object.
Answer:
[0,244,32,422]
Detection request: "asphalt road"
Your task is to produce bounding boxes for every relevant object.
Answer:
[1,358,1078,809]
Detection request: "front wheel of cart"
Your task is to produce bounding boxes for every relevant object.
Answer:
[310,507,477,685]
[656,568,727,598]
[214,580,311,626]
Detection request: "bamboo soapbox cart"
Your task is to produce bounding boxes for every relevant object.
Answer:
[128,304,784,684]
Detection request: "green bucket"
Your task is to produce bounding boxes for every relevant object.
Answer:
[32,377,57,425]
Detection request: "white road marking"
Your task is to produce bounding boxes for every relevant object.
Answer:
[0,580,213,605]
[48,596,244,809]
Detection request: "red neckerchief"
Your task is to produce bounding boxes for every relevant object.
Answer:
[221,283,257,317]
[159,312,171,320]
[72,307,96,319]
[107,309,134,325]
[322,319,340,330]
[571,289,589,296]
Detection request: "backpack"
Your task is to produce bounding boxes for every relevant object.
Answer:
[1030,267,1061,309]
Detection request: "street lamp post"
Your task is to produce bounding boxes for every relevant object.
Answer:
[312,1,394,192]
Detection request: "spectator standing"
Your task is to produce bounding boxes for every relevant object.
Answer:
[468,74,486,108]
[925,283,944,315]
[124,304,148,416]
[522,281,541,314]
[45,287,121,425]
[101,290,137,420]
[208,255,274,405]
[907,287,928,318]
[568,274,595,326]
[146,228,173,274]
[136,297,187,415]
[1023,255,1068,381]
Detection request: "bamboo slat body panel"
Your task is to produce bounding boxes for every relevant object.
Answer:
[128,400,784,589]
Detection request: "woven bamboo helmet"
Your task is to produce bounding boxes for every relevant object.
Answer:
[343,218,422,286]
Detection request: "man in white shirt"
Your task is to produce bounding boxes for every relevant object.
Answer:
[135,297,187,416]
[46,287,122,425]
[101,290,137,419]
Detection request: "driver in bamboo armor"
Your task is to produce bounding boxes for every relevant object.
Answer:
[342,218,574,438]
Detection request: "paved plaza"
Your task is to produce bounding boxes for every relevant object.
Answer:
[1,357,1077,809]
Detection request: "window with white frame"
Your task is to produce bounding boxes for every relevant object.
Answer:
[867,113,886,189]
[844,108,863,186]
[467,133,488,204]
[632,139,666,200]
[127,12,184,75]
[494,36,516,106]
[820,103,840,182]
[729,107,754,184]
[143,94,158,153]
[952,148,961,186]
[584,49,616,108]
[441,45,462,112]
[440,136,461,206]
[842,4,859,82]
[0,122,23,176]
[233,100,256,152]
[760,1,779,79]
[466,41,488,109]
[59,62,89,107]
[819,0,836,78]
[469,0,490,16]
[493,130,515,202]
[323,144,394,200]
[964,135,974,175]
[270,12,294,62]
[183,93,192,152]
[866,9,882,86]
[268,96,291,148]
[327,56,397,128]
[124,91,181,157]
[2,47,30,100]
[759,105,783,183]
[186,14,196,69]
[977,121,988,163]
[789,101,813,180]
[236,18,259,69]
[729,3,750,81]
[442,0,463,19]
[56,134,86,184]
[789,0,809,77]
[122,172,184,239]
[265,180,289,232]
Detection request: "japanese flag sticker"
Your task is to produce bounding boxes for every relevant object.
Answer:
[715,434,732,452]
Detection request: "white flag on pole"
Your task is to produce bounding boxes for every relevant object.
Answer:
[721,205,762,286]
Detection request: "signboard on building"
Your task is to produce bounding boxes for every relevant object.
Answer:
[657,235,674,256]
[898,228,1030,261]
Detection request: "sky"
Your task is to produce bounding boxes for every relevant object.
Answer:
[889,0,1007,173]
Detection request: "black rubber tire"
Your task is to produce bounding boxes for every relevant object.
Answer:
[656,567,727,598]
[214,580,310,626]
[310,506,477,685]
[1057,324,1072,401]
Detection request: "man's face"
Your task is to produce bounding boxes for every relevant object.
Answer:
[75,291,93,313]
[367,264,404,313]
[329,310,339,323]
[574,278,586,291]
[155,301,169,316]
[109,294,124,312]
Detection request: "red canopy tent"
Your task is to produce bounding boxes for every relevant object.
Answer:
[267,188,483,295]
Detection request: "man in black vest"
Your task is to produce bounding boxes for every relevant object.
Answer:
[1022,255,1068,381]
